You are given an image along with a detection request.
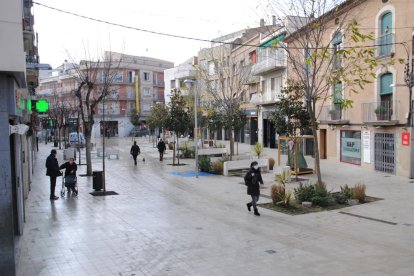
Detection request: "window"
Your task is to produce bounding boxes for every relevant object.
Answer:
[379,12,393,56]
[143,104,151,111]
[128,71,134,83]
[114,71,123,83]
[332,82,343,120]
[378,73,393,120]
[208,61,215,75]
[332,31,342,69]
[249,51,257,64]
[271,78,275,91]
[143,87,151,96]
[340,131,361,165]
[143,72,150,81]
[380,73,392,96]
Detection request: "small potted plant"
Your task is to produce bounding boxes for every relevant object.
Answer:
[374,105,386,120]
[329,109,338,120]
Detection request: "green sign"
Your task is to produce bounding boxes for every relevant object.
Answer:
[27,99,32,112]
[36,99,49,113]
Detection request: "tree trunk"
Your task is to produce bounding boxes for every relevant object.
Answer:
[58,127,61,149]
[85,136,92,175]
[230,131,234,160]
[308,102,322,185]
[177,136,180,165]
[172,137,176,165]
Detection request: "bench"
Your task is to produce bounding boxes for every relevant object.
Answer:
[198,147,227,156]
[223,159,269,176]
[107,149,120,160]
[96,148,106,157]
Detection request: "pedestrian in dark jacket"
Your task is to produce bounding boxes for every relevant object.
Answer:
[244,161,264,216]
[46,149,62,200]
[157,139,166,161]
[130,141,141,165]
[59,157,78,195]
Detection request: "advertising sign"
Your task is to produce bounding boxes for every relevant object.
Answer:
[362,131,370,163]
[402,132,410,146]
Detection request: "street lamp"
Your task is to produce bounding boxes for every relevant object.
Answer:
[184,79,199,178]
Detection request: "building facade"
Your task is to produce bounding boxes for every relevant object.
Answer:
[37,53,174,139]
[0,0,44,273]
[286,0,414,177]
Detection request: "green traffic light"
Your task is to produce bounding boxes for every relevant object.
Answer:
[36,99,49,113]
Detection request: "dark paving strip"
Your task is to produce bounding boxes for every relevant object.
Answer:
[339,211,397,225]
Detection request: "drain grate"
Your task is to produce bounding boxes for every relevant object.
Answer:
[265,250,277,254]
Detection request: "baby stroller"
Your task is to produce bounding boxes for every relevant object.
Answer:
[60,174,78,197]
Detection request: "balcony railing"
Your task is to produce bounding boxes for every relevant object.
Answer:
[375,33,395,57]
[153,80,165,87]
[319,105,349,123]
[362,101,397,124]
[251,50,286,76]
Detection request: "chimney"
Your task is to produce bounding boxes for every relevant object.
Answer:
[272,15,277,25]
[260,18,265,27]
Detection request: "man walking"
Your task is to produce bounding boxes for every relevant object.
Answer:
[130,141,141,165]
[157,139,166,161]
[46,149,62,200]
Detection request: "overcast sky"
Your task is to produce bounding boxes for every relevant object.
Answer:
[33,0,277,68]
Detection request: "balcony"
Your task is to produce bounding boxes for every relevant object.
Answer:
[153,80,165,87]
[362,101,398,126]
[375,33,395,57]
[319,106,349,125]
[251,49,286,76]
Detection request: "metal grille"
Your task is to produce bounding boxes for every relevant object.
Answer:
[374,133,395,174]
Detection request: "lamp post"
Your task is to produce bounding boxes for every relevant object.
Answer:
[184,79,198,178]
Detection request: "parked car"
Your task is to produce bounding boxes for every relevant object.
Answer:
[129,127,149,137]
[68,132,85,147]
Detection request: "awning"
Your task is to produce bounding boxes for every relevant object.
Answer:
[259,34,286,48]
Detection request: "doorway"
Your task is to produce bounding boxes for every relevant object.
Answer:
[319,129,327,159]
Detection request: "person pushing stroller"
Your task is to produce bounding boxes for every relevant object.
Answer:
[59,157,78,196]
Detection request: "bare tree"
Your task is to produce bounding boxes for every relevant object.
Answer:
[197,45,251,158]
[267,0,380,184]
[72,51,121,175]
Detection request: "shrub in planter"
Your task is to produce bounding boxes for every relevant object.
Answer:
[352,183,366,203]
[253,142,263,158]
[334,192,349,204]
[211,161,223,175]
[312,183,331,207]
[294,183,315,203]
[268,158,275,170]
[179,142,195,158]
[340,184,353,199]
[198,155,211,172]
[271,184,285,205]
[284,191,293,207]
[168,142,174,150]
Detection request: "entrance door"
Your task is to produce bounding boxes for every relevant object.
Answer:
[320,129,327,159]
[374,133,395,174]
[250,119,258,145]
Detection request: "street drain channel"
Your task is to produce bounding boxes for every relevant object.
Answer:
[265,250,277,254]
[339,211,397,225]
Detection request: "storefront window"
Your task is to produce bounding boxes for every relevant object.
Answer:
[340,131,361,165]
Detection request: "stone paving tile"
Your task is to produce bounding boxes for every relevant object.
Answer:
[15,137,414,275]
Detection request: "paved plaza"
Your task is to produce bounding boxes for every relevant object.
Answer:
[15,137,414,276]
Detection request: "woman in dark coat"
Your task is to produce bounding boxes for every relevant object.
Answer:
[244,161,264,216]
[59,157,78,195]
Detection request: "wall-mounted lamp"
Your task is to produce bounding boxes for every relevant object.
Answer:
[9,124,29,135]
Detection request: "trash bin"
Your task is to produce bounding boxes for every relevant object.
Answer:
[92,171,103,191]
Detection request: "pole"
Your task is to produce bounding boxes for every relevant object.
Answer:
[195,82,199,178]
[409,33,414,178]
[102,95,106,192]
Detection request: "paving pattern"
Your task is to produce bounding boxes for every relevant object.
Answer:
[15,138,414,276]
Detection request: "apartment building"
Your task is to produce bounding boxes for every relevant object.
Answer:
[194,23,278,144]
[0,0,46,273]
[285,0,414,177]
[37,53,174,138]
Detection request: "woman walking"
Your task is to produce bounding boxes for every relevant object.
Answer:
[244,161,263,216]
